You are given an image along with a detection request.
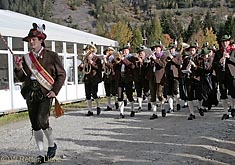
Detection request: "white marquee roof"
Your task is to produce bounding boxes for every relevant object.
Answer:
[0,9,118,47]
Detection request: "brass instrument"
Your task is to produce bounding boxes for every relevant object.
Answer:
[179,42,190,55]
[113,51,123,64]
[103,49,113,76]
[82,44,96,74]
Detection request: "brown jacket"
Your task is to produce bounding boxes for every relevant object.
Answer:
[146,53,167,83]
[15,49,66,96]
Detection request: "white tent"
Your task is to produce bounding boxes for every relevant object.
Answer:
[0,9,118,46]
[0,9,118,113]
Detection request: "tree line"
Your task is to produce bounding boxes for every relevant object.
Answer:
[1,0,235,51]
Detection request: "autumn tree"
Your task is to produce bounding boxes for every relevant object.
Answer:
[107,20,133,47]
[188,28,205,47]
[204,27,218,48]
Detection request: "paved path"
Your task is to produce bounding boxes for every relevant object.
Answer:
[0,101,235,165]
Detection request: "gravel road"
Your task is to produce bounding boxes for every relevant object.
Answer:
[0,100,235,165]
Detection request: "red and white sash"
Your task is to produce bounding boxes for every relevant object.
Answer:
[24,51,54,91]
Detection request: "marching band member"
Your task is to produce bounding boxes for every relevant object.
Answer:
[146,41,168,120]
[78,44,102,116]
[182,42,205,120]
[133,46,151,112]
[102,47,118,111]
[14,23,66,163]
[212,35,234,119]
[113,45,136,118]
[165,43,182,113]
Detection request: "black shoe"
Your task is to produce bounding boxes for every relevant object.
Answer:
[47,143,57,159]
[188,114,196,120]
[231,109,235,117]
[86,111,93,116]
[198,108,204,116]
[221,114,229,120]
[124,100,127,106]
[162,109,166,117]
[148,103,152,111]
[137,107,142,112]
[182,104,188,108]
[115,102,119,110]
[177,104,181,111]
[104,106,112,111]
[130,111,135,117]
[117,113,125,119]
[97,107,101,115]
[167,108,173,113]
[150,114,158,120]
[34,155,48,164]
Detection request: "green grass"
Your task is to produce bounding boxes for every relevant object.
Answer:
[0,97,108,126]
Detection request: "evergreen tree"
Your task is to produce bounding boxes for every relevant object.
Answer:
[131,26,143,52]
[146,17,165,47]
[185,16,201,42]
[0,0,9,9]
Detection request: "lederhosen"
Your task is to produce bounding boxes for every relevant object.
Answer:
[15,49,66,131]
[146,52,167,103]
[113,55,135,102]
[103,55,117,97]
[80,55,102,100]
[182,54,203,102]
[165,53,181,97]
[133,57,150,98]
[212,48,229,100]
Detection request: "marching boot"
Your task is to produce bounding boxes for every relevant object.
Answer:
[43,127,57,159]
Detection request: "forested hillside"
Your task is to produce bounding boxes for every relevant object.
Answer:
[1,0,235,50]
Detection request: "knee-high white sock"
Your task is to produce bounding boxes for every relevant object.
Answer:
[151,102,157,114]
[87,99,92,111]
[119,101,124,114]
[34,130,44,155]
[147,96,151,104]
[107,96,111,107]
[222,99,229,114]
[167,96,174,109]
[130,101,134,111]
[95,98,99,108]
[43,127,54,147]
[137,97,143,108]
[160,98,165,110]
[198,100,203,109]
[114,96,117,102]
[174,94,180,104]
[231,98,235,109]
[188,101,195,115]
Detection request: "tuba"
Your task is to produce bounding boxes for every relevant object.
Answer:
[113,51,122,64]
[82,44,96,74]
[103,49,113,76]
